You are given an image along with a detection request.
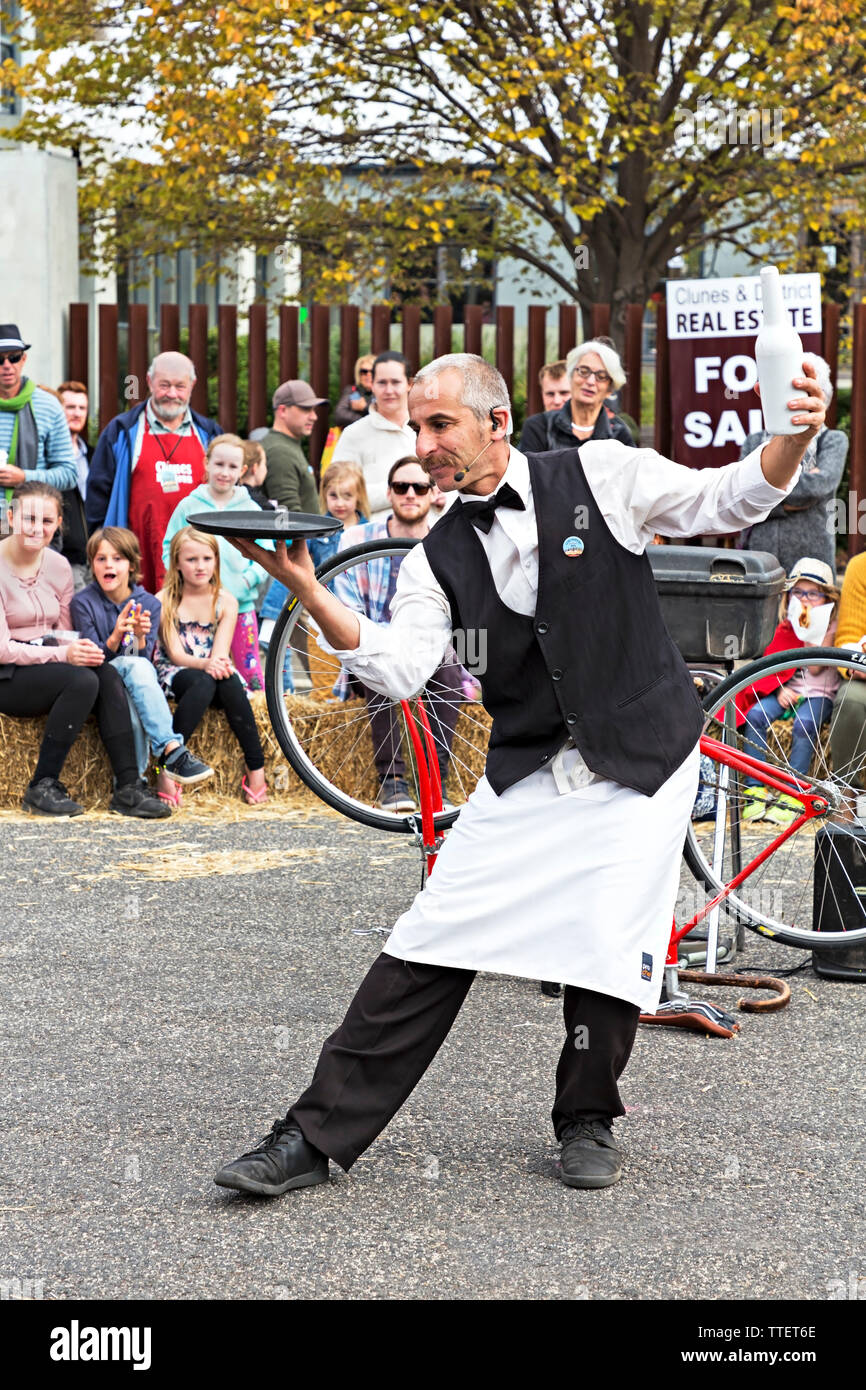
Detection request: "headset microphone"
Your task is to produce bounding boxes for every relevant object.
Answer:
[454,439,491,483]
[454,408,505,482]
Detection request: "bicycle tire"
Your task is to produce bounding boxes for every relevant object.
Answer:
[264,538,491,832]
[684,645,866,949]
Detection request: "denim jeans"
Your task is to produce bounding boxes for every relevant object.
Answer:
[112,656,184,775]
[743,692,834,784]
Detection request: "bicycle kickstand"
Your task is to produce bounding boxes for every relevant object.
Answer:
[639,952,743,1039]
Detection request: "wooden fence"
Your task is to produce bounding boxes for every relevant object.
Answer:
[66,300,643,466]
[66,297,866,555]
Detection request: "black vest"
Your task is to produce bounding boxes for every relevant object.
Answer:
[422,448,703,796]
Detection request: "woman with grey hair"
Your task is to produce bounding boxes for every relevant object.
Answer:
[519,338,637,453]
[738,353,847,577]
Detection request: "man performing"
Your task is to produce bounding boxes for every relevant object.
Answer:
[217,352,824,1194]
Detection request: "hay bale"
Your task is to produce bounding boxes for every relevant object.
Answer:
[273,694,493,808]
[0,694,333,813]
[0,691,493,815]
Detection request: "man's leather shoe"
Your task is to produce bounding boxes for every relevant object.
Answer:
[214,1120,329,1197]
[559,1119,622,1189]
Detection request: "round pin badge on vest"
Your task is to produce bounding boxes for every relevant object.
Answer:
[562,536,585,558]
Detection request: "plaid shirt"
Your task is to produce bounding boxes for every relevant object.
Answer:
[333,518,404,697]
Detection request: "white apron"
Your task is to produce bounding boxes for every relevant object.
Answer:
[385,743,700,1012]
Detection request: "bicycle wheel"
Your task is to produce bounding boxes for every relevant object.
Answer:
[684,645,866,948]
[264,539,492,832]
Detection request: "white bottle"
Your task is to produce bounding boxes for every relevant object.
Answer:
[754,266,807,436]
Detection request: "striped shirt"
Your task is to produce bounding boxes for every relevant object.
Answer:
[0,380,77,490]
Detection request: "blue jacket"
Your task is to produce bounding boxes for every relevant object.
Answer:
[70,581,162,662]
[85,401,222,532]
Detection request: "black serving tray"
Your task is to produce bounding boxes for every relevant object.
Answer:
[187,509,342,540]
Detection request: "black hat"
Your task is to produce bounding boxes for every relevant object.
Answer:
[0,325,30,352]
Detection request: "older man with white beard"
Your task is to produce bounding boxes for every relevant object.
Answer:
[86,351,222,592]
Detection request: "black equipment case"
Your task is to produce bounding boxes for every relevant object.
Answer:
[813,824,866,981]
[649,547,785,663]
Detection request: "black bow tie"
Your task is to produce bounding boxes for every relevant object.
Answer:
[460,482,525,533]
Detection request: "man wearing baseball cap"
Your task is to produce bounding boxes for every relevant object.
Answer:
[0,324,77,506]
[261,380,328,514]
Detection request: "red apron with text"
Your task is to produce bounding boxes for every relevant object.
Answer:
[128,422,207,592]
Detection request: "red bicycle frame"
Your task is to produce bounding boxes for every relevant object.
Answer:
[401,696,443,875]
[666,731,831,962]
[402,714,834,960]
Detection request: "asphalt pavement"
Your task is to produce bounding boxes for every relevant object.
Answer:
[1,807,864,1303]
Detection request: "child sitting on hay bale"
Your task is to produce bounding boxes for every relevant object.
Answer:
[70,526,214,795]
[0,482,169,818]
[736,556,840,827]
[155,526,268,806]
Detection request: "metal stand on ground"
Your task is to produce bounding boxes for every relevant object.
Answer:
[640,704,791,1039]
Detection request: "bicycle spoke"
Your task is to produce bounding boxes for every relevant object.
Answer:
[265,541,493,828]
[685,649,866,947]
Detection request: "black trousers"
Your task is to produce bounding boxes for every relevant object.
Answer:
[0,662,138,786]
[288,951,640,1171]
[170,668,265,770]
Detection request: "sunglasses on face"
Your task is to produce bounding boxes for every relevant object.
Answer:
[574,365,611,384]
[0,351,24,365]
[390,480,432,495]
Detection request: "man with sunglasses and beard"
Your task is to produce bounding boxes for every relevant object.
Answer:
[0,325,77,506]
[333,455,463,812]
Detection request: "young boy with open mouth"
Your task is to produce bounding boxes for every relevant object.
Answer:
[70,526,214,802]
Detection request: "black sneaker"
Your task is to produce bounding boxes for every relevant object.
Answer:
[559,1119,623,1189]
[377,777,416,812]
[21,777,83,818]
[109,780,172,819]
[214,1120,329,1197]
[162,747,214,786]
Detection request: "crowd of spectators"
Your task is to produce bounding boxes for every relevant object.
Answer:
[0,316,853,818]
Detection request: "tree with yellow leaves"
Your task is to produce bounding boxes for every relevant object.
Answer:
[7,1,866,338]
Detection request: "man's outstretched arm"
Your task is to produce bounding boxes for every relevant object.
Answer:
[232,536,361,651]
[230,535,452,700]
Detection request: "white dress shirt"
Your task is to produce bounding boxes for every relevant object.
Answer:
[327,440,799,704]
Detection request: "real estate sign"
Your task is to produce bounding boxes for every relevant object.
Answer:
[666,272,822,468]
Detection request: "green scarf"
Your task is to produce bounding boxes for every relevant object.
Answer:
[0,377,36,506]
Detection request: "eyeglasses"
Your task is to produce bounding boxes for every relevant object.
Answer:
[0,351,24,365]
[791,587,827,602]
[574,365,611,385]
[358,368,373,376]
[390,480,432,495]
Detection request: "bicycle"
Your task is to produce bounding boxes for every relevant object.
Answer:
[684,646,866,953]
[264,539,866,1025]
[265,538,487,839]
